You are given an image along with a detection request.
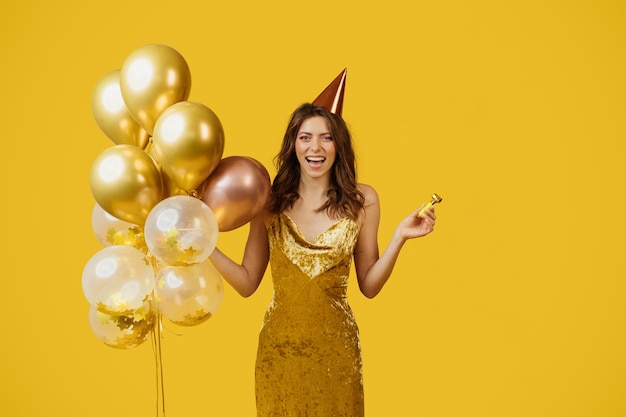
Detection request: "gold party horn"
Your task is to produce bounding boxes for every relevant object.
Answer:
[418,193,443,216]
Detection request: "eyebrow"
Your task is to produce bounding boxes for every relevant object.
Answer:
[297,131,332,136]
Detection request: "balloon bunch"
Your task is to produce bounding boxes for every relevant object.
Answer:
[82,44,271,350]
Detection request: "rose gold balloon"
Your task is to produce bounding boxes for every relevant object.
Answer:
[200,156,271,232]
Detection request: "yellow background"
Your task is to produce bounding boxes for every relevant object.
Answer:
[2,0,625,416]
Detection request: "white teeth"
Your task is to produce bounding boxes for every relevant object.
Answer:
[306,157,325,162]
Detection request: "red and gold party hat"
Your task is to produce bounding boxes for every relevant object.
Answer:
[312,68,347,116]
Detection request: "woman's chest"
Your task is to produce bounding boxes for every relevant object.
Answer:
[282,209,342,243]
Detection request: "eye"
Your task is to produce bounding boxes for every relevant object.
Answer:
[322,135,333,141]
[298,134,310,141]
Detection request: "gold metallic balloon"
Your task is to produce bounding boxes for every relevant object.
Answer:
[92,70,150,148]
[151,101,225,192]
[90,144,164,225]
[119,44,191,135]
[200,156,271,231]
[146,140,188,197]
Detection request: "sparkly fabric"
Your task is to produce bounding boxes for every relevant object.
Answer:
[255,213,364,417]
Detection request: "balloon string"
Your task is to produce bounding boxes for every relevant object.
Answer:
[148,253,165,416]
[152,309,166,417]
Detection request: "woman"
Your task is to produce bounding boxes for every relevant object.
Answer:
[209,103,436,416]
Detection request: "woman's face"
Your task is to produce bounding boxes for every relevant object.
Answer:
[294,116,336,180]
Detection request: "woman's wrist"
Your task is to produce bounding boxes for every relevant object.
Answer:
[391,229,408,247]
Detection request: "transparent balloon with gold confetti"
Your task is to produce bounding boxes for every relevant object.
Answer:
[144,195,219,266]
[91,203,147,253]
[82,245,155,315]
[88,302,155,349]
[154,259,224,326]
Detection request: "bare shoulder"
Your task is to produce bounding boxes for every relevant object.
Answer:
[355,183,381,238]
[357,183,379,207]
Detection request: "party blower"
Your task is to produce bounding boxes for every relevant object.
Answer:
[418,193,443,216]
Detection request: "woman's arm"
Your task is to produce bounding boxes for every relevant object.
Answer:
[209,210,270,297]
[353,185,436,298]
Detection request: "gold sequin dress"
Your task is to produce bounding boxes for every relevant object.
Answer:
[255,213,364,416]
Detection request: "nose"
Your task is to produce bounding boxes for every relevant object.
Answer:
[310,137,322,150]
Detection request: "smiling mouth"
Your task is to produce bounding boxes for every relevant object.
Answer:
[306,156,326,166]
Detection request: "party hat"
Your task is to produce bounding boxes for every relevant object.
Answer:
[312,68,347,116]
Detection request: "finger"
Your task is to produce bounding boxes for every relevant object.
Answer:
[421,209,436,221]
[413,203,427,217]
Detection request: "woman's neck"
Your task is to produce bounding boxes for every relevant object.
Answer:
[298,175,330,200]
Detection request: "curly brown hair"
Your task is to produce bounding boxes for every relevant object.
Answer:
[268,103,365,220]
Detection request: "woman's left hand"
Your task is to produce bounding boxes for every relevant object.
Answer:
[396,204,437,241]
